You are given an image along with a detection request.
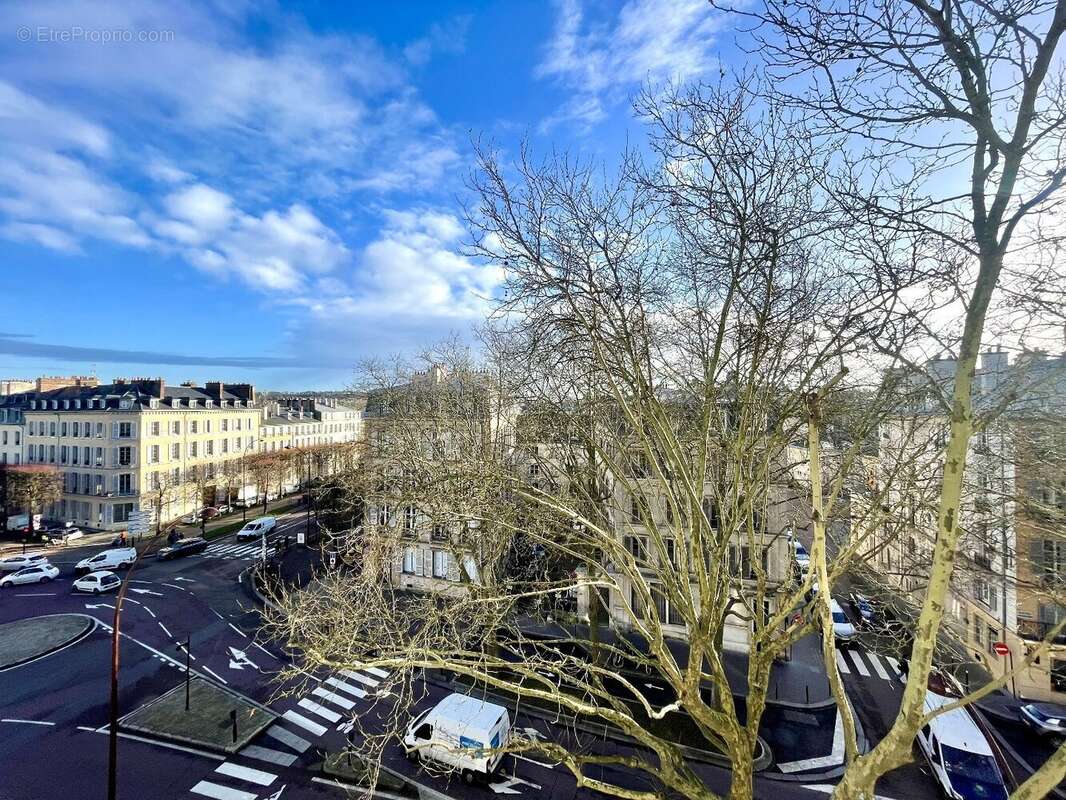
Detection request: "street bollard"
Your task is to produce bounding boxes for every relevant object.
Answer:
[231,709,237,743]
[805,685,809,704]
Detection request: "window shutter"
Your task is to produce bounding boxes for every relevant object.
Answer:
[1030,539,1047,583]
[131,423,137,438]
[416,547,425,576]
[112,422,119,439]
[111,447,118,467]
[447,552,461,582]
[112,475,119,493]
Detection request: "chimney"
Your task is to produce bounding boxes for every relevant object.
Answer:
[205,381,224,400]
[223,383,255,403]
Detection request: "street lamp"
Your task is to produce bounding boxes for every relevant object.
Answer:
[176,635,191,711]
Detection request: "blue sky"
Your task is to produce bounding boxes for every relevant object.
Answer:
[0,0,725,390]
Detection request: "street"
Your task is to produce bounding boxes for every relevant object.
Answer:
[0,513,1030,800]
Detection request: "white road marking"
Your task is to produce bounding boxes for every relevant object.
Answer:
[239,744,298,767]
[886,655,902,677]
[312,687,355,710]
[174,577,195,582]
[868,653,892,681]
[298,698,341,723]
[161,582,184,590]
[339,669,379,688]
[834,650,850,675]
[266,723,312,752]
[211,608,225,621]
[77,726,224,761]
[252,642,276,660]
[512,754,557,769]
[228,623,247,638]
[202,666,228,684]
[777,709,845,773]
[847,649,870,677]
[215,761,277,786]
[1,718,55,726]
[365,667,389,679]
[324,676,367,699]
[804,784,898,800]
[15,592,55,597]
[158,622,173,639]
[143,606,156,619]
[282,710,327,737]
[190,780,258,800]
[488,779,522,794]
[129,588,163,596]
[85,603,115,610]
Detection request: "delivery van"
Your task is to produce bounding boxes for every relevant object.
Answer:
[236,516,276,541]
[403,693,511,784]
[74,547,137,575]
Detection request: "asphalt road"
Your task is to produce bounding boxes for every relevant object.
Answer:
[0,511,955,800]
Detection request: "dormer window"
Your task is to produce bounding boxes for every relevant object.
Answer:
[171,398,182,408]
[205,399,214,407]
[119,399,133,410]
[29,400,36,410]
[74,400,81,409]
[149,399,159,409]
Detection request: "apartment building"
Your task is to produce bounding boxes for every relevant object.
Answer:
[0,400,23,466]
[362,366,518,596]
[19,379,260,530]
[259,397,363,453]
[872,350,1066,700]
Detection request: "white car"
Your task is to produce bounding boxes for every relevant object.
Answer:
[830,598,857,643]
[917,691,1008,800]
[0,552,49,573]
[72,570,122,595]
[0,563,59,587]
[792,540,811,573]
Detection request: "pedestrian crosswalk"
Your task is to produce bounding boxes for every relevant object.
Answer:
[185,664,390,800]
[199,541,270,561]
[835,647,902,683]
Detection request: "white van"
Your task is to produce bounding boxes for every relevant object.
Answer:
[403,693,511,784]
[917,691,1008,800]
[74,547,137,575]
[236,517,276,541]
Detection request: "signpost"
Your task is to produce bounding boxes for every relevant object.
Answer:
[127,509,155,543]
[992,641,1009,656]
[992,642,1017,697]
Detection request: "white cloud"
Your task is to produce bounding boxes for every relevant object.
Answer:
[404,16,473,65]
[154,198,349,293]
[296,209,502,320]
[537,0,722,129]
[0,221,82,254]
[0,80,110,156]
[146,159,192,184]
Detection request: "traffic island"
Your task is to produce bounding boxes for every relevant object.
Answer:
[322,753,418,797]
[121,676,276,754]
[0,613,95,670]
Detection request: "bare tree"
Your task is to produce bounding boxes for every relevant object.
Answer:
[141,468,188,535]
[6,465,62,532]
[707,1,1066,795]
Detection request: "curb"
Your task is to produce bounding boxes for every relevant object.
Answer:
[0,612,96,671]
[762,694,869,783]
[239,565,280,612]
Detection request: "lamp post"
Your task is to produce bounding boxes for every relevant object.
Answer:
[176,634,191,711]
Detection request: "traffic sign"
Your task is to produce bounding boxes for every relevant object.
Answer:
[992,641,1009,656]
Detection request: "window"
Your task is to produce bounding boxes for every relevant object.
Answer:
[402,548,416,574]
[376,504,391,527]
[61,422,68,436]
[94,447,103,466]
[151,422,160,436]
[624,535,649,562]
[118,446,132,466]
[149,445,160,463]
[702,497,721,529]
[974,617,983,645]
[221,439,228,454]
[72,422,80,437]
[986,626,1000,655]
[189,441,198,458]
[71,447,79,465]
[60,445,68,463]
[221,419,229,432]
[170,443,180,459]
[118,422,133,438]
[432,549,449,578]
[95,423,104,438]
[432,523,448,541]
[50,422,57,436]
[651,584,686,626]
[206,440,213,456]
[113,503,134,523]
[118,474,133,494]
[171,421,180,435]
[404,506,417,531]
[190,421,198,434]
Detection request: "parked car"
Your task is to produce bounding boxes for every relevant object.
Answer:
[830,598,857,643]
[916,691,1008,800]
[1020,702,1066,739]
[850,592,876,624]
[792,540,811,574]
[215,504,232,515]
[72,570,122,595]
[74,547,137,576]
[181,507,220,524]
[236,517,277,541]
[42,526,84,546]
[0,562,59,587]
[157,537,208,560]
[0,552,49,573]
[403,693,511,784]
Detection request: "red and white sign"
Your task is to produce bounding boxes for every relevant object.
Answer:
[992,641,1009,657]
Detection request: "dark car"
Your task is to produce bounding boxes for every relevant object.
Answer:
[157,537,208,561]
[850,592,876,624]
[1020,702,1066,739]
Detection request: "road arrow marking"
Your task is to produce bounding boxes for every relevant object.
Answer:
[173,577,195,583]
[228,646,259,671]
[488,779,522,795]
[85,603,115,610]
[643,683,665,691]
[520,727,545,740]
[129,588,163,597]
